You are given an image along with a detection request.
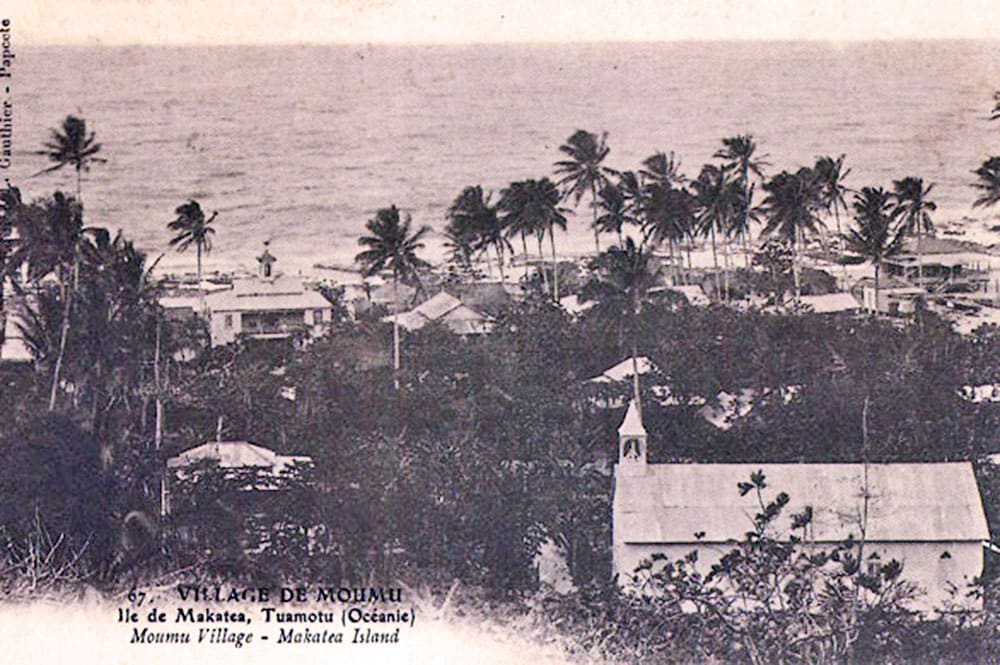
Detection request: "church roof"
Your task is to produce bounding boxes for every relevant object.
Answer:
[614,462,988,545]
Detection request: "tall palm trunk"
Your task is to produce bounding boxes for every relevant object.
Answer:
[834,206,848,288]
[792,228,803,301]
[873,263,880,316]
[630,294,642,419]
[521,233,529,279]
[392,276,401,389]
[494,243,506,284]
[722,234,732,302]
[537,234,549,295]
[741,167,752,270]
[591,182,601,254]
[549,226,560,301]
[709,224,721,300]
[49,256,79,411]
[483,247,494,278]
[154,316,166,516]
[197,242,205,314]
[668,238,679,286]
[916,227,924,285]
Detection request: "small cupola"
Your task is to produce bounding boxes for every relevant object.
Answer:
[257,241,277,278]
[617,399,647,471]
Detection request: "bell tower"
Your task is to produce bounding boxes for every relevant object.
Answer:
[257,241,276,279]
[617,399,647,474]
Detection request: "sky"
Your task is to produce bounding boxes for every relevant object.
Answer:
[10,0,1000,45]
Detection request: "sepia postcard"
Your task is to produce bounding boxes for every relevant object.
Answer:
[2,1,1000,663]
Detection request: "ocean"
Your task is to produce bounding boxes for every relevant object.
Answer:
[6,41,1000,275]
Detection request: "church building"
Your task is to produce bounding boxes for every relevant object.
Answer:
[611,400,991,610]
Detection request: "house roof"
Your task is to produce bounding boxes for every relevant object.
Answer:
[901,236,981,255]
[382,291,491,334]
[798,293,861,313]
[587,356,658,383]
[368,281,416,305]
[615,462,988,544]
[206,277,332,313]
[415,292,463,320]
[446,281,512,313]
[656,285,710,306]
[167,440,311,473]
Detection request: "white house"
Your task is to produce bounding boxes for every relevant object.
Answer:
[205,275,332,346]
[611,401,990,610]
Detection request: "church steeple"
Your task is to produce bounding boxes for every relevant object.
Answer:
[617,399,647,472]
[257,241,276,278]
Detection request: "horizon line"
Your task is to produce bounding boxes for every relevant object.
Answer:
[16,36,1000,48]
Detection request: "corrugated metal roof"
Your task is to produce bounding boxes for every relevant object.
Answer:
[799,293,861,313]
[615,462,988,544]
[587,356,657,383]
[167,440,311,473]
[383,291,491,334]
[413,292,462,319]
[207,289,331,313]
[663,285,710,306]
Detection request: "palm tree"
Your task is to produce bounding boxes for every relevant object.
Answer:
[7,191,92,410]
[448,186,508,282]
[691,164,743,300]
[715,135,769,267]
[892,177,936,285]
[639,151,685,188]
[355,205,430,381]
[498,178,568,299]
[442,205,478,275]
[972,157,1000,209]
[813,155,852,284]
[167,200,217,313]
[843,187,905,314]
[554,129,613,253]
[761,168,824,301]
[642,182,696,285]
[580,237,662,411]
[35,115,106,201]
[594,183,635,246]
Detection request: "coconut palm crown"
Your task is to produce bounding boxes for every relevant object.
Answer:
[761,168,825,300]
[35,115,106,200]
[356,205,430,380]
[168,199,217,312]
[498,178,567,298]
[972,157,1000,209]
[554,129,613,253]
[843,187,906,314]
[892,177,936,284]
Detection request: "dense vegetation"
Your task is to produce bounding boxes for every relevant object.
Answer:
[4,109,1000,661]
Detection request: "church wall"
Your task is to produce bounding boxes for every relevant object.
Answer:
[612,538,983,612]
